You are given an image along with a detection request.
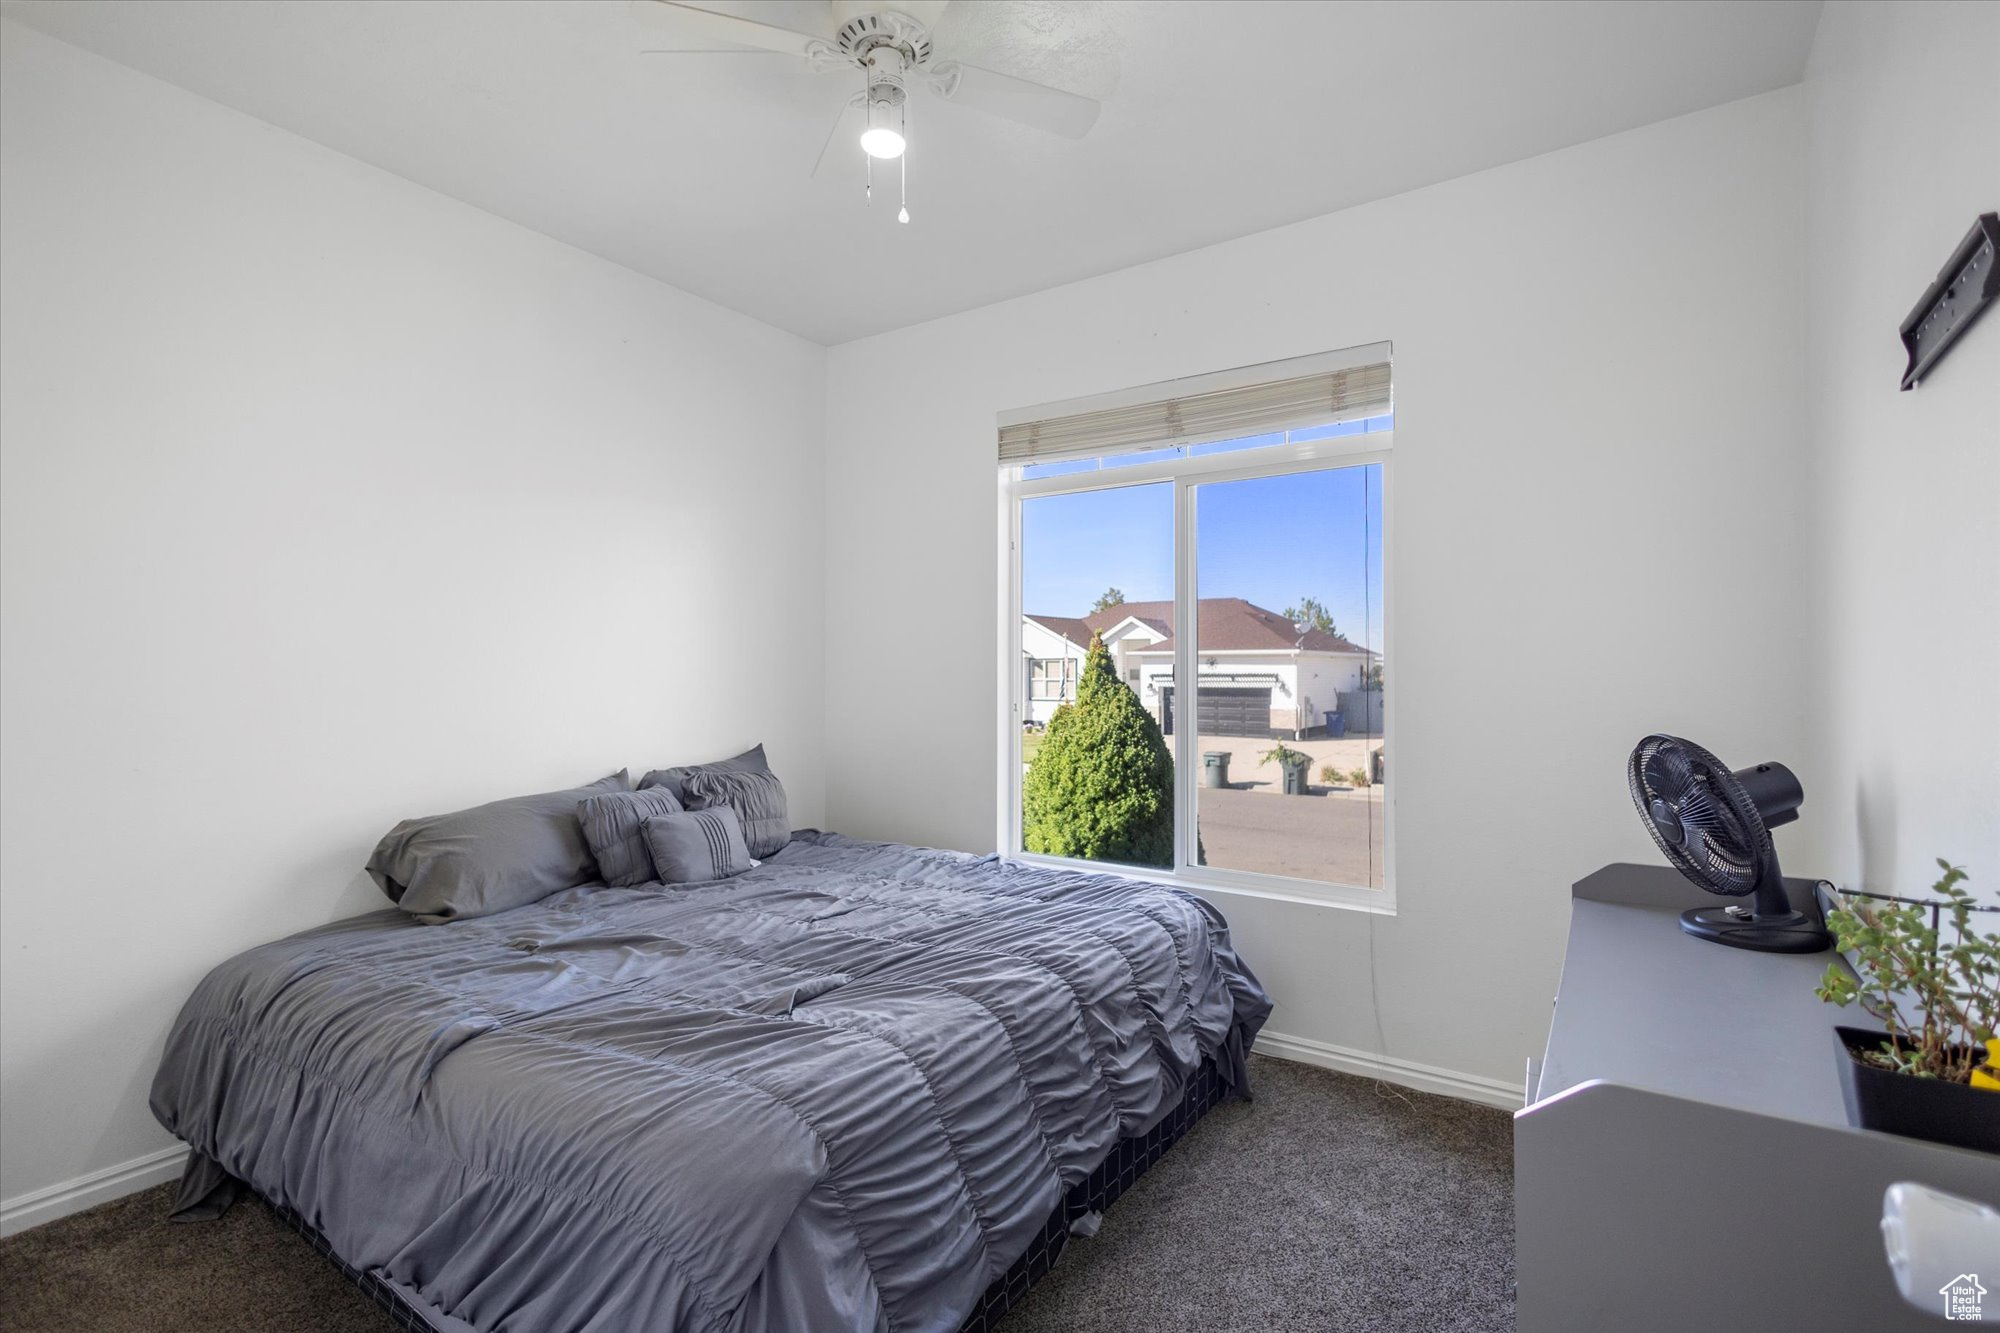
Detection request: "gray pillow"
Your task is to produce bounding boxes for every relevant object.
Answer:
[681,767,789,859]
[367,771,628,923]
[576,787,684,887]
[641,807,756,884]
[637,743,770,804]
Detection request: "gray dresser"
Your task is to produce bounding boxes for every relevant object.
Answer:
[1516,864,2000,1331]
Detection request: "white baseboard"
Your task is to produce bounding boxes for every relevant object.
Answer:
[1254,1029,1524,1111]
[0,1144,189,1239]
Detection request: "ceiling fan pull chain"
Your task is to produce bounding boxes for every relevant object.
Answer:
[897,94,911,223]
[866,151,872,205]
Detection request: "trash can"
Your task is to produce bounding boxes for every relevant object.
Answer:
[1202,751,1231,788]
[1371,747,1385,784]
[1323,709,1346,739]
[1281,752,1310,795]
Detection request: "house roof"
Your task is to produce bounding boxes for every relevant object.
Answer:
[1023,615,1096,650]
[1028,598,1375,657]
[1098,613,1172,641]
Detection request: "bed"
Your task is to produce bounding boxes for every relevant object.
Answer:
[151,831,1271,1333]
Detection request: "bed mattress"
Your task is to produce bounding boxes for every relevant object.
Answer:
[151,833,1270,1333]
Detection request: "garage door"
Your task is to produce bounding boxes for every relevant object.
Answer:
[1199,687,1272,736]
[1163,686,1271,737]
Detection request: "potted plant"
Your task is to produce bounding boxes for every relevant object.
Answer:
[1815,859,1999,1152]
[1261,744,1311,795]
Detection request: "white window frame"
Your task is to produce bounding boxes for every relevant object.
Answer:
[1028,657,1077,702]
[998,430,1395,914]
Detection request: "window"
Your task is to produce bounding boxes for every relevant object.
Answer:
[1029,657,1078,701]
[1003,346,1391,909]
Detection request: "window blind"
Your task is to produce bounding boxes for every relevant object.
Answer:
[997,349,1391,466]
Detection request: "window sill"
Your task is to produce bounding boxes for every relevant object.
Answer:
[1006,852,1396,916]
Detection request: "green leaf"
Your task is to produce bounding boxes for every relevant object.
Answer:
[1823,860,1992,1081]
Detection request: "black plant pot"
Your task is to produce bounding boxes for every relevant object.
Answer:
[1833,1027,2000,1154]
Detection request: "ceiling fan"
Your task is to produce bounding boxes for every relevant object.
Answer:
[632,0,1103,223]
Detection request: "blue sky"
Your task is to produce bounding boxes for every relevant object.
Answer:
[1022,456,1384,653]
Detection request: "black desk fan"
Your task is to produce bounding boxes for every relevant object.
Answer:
[1627,734,1830,954]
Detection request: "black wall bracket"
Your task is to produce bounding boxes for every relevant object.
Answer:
[1899,211,1998,390]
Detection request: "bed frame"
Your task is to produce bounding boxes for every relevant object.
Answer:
[261,1058,1228,1333]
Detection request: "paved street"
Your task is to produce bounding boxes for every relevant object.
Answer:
[1186,733,1386,885]
[1195,784,1384,887]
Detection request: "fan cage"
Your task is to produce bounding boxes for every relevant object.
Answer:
[1628,735,1772,898]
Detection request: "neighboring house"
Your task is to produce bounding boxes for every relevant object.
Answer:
[1023,598,1377,736]
[1019,614,1093,725]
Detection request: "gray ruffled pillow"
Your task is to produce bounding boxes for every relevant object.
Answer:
[680,767,789,859]
[576,786,685,886]
[367,771,628,923]
[637,743,769,804]
[641,806,756,884]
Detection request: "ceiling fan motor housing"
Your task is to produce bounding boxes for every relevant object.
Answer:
[837,9,932,68]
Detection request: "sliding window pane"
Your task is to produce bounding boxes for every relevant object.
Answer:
[1191,463,1383,889]
[1018,482,1177,869]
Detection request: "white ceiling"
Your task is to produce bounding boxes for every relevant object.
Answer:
[1,0,1823,344]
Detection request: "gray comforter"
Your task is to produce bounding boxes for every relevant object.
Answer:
[151,834,1270,1333]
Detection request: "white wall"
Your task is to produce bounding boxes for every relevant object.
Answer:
[1800,1,2000,904]
[0,20,826,1218]
[1295,658,1364,726]
[20,0,1985,1234]
[824,89,1809,1095]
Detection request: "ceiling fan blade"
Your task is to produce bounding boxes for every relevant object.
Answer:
[927,60,1100,139]
[628,1,832,58]
[811,95,865,180]
[639,48,797,55]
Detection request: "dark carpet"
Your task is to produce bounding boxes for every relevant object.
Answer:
[0,1055,1514,1333]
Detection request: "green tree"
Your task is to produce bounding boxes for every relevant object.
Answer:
[1022,634,1174,868]
[1284,596,1338,638]
[1091,587,1126,614]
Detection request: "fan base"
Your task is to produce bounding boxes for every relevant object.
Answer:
[1679,906,1830,953]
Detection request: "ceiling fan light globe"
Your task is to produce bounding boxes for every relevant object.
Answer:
[860,127,906,159]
